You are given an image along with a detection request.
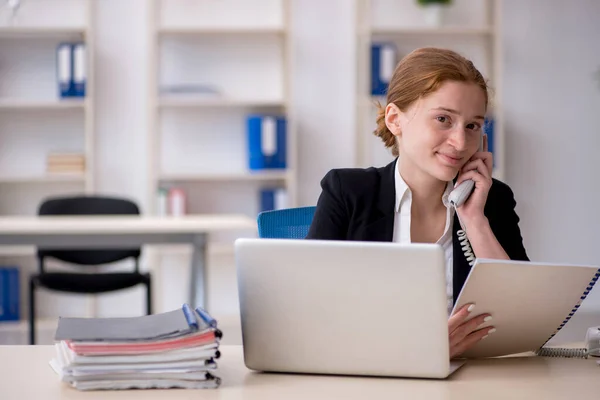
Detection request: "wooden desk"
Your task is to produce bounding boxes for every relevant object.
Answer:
[0,215,256,308]
[0,345,598,399]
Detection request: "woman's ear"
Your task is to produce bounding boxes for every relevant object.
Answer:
[385,103,403,138]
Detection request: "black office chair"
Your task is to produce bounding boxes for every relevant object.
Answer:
[29,196,152,344]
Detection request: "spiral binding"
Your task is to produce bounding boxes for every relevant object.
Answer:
[537,269,600,351]
[535,347,588,359]
[457,229,476,267]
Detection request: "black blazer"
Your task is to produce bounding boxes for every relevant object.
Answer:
[306,159,529,304]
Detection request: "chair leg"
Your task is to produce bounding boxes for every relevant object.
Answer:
[145,275,152,315]
[29,278,36,345]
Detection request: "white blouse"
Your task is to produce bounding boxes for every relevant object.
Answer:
[392,160,456,315]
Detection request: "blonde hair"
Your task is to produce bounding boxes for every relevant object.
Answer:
[374,47,489,157]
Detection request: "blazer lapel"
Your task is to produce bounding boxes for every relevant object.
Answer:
[362,160,396,242]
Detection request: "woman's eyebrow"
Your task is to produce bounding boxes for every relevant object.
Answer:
[431,107,485,121]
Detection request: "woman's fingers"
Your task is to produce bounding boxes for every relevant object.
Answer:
[459,158,491,181]
[450,326,497,359]
[476,151,493,175]
[448,303,475,333]
[453,169,489,191]
[449,313,493,347]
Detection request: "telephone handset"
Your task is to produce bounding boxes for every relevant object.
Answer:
[448,134,484,267]
[447,179,475,208]
[448,134,484,208]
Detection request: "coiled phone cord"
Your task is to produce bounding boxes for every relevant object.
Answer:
[453,207,476,267]
[535,347,591,359]
[457,229,476,267]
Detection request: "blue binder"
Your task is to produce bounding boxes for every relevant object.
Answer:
[56,42,73,98]
[484,117,495,167]
[247,115,287,170]
[72,42,86,97]
[0,266,20,322]
[260,188,288,212]
[56,42,87,98]
[371,43,397,96]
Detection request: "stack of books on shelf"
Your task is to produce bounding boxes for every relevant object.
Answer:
[49,304,222,391]
[46,153,85,175]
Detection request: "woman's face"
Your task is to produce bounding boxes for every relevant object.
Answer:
[386,80,486,182]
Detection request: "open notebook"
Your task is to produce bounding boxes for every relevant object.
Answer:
[452,258,600,358]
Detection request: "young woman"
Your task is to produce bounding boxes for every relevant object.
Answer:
[306,47,529,358]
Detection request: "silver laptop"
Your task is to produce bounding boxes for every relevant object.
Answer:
[234,238,464,379]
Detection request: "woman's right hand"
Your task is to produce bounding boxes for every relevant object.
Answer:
[448,303,496,359]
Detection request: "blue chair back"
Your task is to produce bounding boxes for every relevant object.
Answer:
[257,206,316,239]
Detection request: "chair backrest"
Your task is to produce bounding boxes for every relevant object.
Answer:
[37,196,141,266]
[257,206,316,239]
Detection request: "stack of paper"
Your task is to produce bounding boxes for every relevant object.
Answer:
[46,153,85,174]
[49,304,221,391]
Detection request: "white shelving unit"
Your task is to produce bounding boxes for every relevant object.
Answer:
[0,173,86,183]
[0,98,87,110]
[158,27,286,36]
[0,0,96,338]
[159,170,292,183]
[356,0,504,181]
[159,97,285,109]
[147,0,296,230]
[0,0,95,216]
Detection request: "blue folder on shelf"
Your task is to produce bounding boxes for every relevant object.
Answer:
[0,266,20,322]
[371,43,397,96]
[56,42,86,98]
[72,42,86,97]
[484,116,495,167]
[260,188,288,212]
[56,42,73,98]
[247,115,287,170]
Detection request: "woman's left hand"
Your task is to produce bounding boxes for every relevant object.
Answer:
[455,134,493,227]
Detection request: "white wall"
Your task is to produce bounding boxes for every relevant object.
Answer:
[292,0,357,205]
[95,0,149,210]
[92,0,151,317]
[502,0,600,315]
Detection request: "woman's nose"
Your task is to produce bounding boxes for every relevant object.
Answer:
[447,128,467,151]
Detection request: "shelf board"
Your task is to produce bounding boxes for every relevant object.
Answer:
[0,26,87,38]
[0,246,35,256]
[0,243,237,257]
[0,98,87,110]
[158,26,285,36]
[152,242,235,257]
[371,26,493,36]
[0,242,238,258]
[159,97,285,108]
[159,171,290,183]
[0,174,86,184]
[0,318,57,332]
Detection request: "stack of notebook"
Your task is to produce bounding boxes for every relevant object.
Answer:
[49,304,222,391]
[46,153,86,174]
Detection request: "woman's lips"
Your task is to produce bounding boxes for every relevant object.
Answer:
[436,152,463,167]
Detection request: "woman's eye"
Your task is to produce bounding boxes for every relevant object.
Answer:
[467,123,481,131]
[436,116,448,123]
